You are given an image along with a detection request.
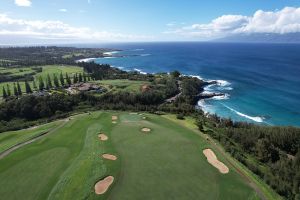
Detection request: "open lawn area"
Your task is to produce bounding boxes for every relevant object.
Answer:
[96,79,149,93]
[0,112,277,200]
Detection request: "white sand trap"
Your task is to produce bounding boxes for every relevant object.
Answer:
[141,128,151,132]
[98,134,108,141]
[112,121,117,124]
[142,117,146,120]
[203,149,229,174]
[112,116,118,121]
[95,176,114,195]
[102,154,117,160]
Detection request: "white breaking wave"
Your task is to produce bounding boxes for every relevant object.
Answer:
[189,75,204,80]
[140,54,151,57]
[212,93,230,100]
[130,48,144,51]
[223,104,264,123]
[134,68,147,75]
[76,58,96,63]
[103,51,119,56]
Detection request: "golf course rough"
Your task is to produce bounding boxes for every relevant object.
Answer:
[0,112,263,200]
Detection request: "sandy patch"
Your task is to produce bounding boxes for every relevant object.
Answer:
[102,154,117,160]
[95,176,114,195]
[112,121,117,124]
[203,149,229,174]
[112,116,118,121]
[98,133,108,141]
[142,117,146,120]
[141,128,151,132]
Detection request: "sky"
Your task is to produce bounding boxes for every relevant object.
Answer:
[1,0,300,44]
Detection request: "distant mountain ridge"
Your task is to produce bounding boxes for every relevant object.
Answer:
[215,33,300,43]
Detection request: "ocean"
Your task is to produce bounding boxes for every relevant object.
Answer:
[86,42,300,126]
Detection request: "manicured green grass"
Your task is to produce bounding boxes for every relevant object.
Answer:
[109,113,259,200]
[0,67,36,76]
[35,65,83,80]
[0,112,270,200]
[0,120,62,153]
[96,79,149,92]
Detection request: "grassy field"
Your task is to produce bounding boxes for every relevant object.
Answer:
[0,112,276,200]
[0,120,63,154]
[0,65,83,96]
[96,79,149,93]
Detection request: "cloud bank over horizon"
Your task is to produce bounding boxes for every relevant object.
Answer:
[1,6,300,44]
[165,7,300,40]
[0,13,153,44]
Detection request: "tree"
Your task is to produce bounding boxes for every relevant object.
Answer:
[78,73,83,82]
[33,80,37,90]
[17,82,22,96]
[53,74,60,88]
[171,70,181,78]
[2,86,7,98]
[39,76,44,91]
[25,80,32,94]
[47,74,52,88]
[66,73,71,86]
[6,84,11,96]
[13,83,18,96]
[60,72,65,86]
[83,73,87,82]
[73,73,78,84]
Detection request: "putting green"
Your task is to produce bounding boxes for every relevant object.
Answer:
[0,112,263,200]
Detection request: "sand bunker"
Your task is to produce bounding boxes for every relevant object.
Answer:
[102,154,117,160]
[141,128,151,132]
[112,116,118,121]
[95,176,114,195]
[203,149,229,174]
[98,134,108,141]
[112,121,117,124]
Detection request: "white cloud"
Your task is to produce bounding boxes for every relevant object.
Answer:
[165,7,300,39]
[0,13,153,44]
[15,0,32,7]
[59,9,68,12]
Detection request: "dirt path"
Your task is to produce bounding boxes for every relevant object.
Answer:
[0,119,69,159]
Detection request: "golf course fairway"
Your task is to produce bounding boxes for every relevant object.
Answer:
[0,112,262,200]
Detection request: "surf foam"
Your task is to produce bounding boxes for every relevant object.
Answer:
[222,104,264,123]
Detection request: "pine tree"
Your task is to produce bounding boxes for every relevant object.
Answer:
[39,76,44,91]
[88,76,91,81]
[6,84,11,96]
[33,80,37,91]
[83,73,87,82]
[53,74,60,88]
[2,86,7,98]
[17,82,22,96]
[47,74,52,88]
[60,72,65,86]
[73,73,78,84]
[13,83,18,96]
[25,80,32,93]
[78,73,83,82]
[66,73,71,85]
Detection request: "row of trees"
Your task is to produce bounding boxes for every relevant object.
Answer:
[1,72,92,98]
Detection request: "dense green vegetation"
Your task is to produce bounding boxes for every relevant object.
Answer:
[197,115,300,199]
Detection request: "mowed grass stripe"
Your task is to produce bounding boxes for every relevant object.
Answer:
[0,113,102,200]
[109,113,258,200]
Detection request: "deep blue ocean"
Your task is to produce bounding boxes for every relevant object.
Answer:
[84,42,300,126]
